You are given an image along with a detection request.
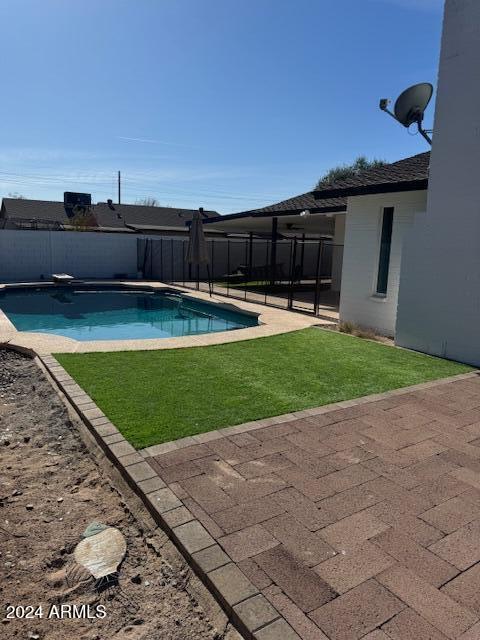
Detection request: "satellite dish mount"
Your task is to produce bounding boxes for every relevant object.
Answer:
[379,82,433,145]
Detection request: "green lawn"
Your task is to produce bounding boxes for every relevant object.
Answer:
[55,328,471,449]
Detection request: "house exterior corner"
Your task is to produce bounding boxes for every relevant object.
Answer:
[339,190,427,337]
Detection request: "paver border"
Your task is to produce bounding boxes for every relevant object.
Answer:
[35,349,479,640]
[35,351,289,639]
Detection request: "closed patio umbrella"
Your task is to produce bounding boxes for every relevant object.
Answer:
[187,208,212,294]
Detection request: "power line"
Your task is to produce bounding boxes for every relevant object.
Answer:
[0,182,269,210]
[0,169,283,201]
[0,176,277,205]
[0,168,296,211]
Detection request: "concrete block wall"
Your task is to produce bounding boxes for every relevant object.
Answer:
[331,213,345,292]
[339,191,427,337]
[0,230,138,282]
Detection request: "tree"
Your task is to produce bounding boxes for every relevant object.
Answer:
[7,192,25,199]
[315,156,386,189]
[70,206,99,231]
[135,197,159,207]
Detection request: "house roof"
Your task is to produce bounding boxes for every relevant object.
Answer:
[204,151,429,227]
[0,198,218,232]
[204,192,346,225]
[313,151,430,199]
[246,193,346,216]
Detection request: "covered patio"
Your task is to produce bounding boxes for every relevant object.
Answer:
[199,192,346,319]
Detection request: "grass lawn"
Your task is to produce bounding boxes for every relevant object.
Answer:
[55,328,472,449]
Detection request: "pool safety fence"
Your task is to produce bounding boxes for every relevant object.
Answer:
[138,236,343,316]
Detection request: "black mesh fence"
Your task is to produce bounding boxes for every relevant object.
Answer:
[138,236,341,316]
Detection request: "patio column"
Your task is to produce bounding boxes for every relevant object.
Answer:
[248,232,253,280]
[270,217,278,286]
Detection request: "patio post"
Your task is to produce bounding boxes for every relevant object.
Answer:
[288,237,297,310]
[313,239,324,316]
[270,216,278,287]
[248,232,253,281]
[300,233,305,282]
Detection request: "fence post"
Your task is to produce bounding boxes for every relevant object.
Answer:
[313,240,324,316]
[227,239,230,298]
[264,239,269,305]
[210,239,215,294]
[300,233,305,281]
[244,238,248,301]
[288,238,297,310]
[182,240,186,286]
[269,217,278,287]
[160,238,163,281]
[248,232,253,280]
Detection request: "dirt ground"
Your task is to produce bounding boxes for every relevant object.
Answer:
[0,349,231,640]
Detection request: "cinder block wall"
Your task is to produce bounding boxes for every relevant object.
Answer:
[0,230,138,281]
[339,191,426,337]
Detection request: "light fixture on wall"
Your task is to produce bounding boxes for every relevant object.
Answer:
[300,209,310,217]
[379,83,433,145]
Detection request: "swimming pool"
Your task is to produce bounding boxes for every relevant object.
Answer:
[0,286,258,341]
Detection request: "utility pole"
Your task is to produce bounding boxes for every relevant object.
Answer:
[117,170,121,204]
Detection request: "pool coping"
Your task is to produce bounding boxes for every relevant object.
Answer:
[0,280,326,354]
[34,350,480,640]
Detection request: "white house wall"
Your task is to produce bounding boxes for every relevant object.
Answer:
[395,0,480,366]
[339,191,427,336]
[331,213,345,292]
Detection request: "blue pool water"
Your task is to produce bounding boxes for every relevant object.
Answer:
[0,287,258,341]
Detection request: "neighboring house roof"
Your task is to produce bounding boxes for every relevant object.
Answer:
[204,192,346,225]
[313,151,430,199]
[0,198,217,232]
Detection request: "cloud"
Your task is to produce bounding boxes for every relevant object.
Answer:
[0,144,272,213]
[117,136,197,149]
[0,147,100,164]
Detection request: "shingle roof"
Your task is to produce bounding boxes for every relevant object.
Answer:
[204,192,346,224]
[0,198,217,231]
[248,192,346,216]
[313,151,430,199]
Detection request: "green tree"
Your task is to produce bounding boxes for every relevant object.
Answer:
[70,206,99,231]
[315,156,386,189]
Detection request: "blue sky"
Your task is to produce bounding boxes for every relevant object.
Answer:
[0,0,443,213]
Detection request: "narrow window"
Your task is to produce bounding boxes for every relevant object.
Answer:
[376,207,394,295]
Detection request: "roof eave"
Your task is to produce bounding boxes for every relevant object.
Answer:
[313,179,428,200]
[204,204,346,225]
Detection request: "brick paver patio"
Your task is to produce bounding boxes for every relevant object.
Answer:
[145,374,480,639]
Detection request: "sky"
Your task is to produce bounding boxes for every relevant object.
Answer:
[0,0,444,214]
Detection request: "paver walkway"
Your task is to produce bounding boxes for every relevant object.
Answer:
[145,374,480,639]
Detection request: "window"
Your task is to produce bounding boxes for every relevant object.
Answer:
[376,207,394,296]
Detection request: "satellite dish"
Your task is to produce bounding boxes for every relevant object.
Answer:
[379,82,433,144]
[394,83,433,127]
